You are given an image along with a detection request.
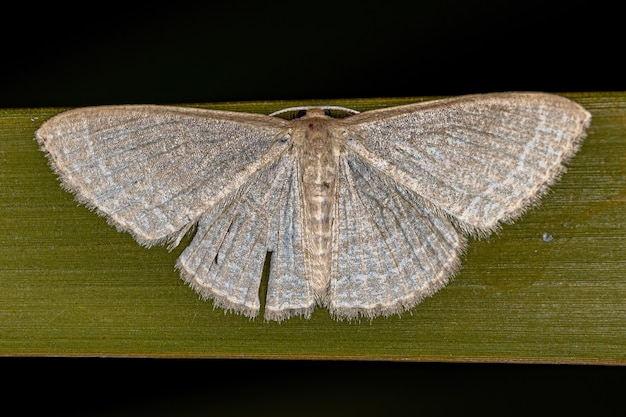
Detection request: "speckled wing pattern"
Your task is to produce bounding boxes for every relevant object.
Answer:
[329,153,465,320]
[176,151,314,320]
[36,93,591,321]
[36,105,290,247]
[343,94,591,235]
[329,93,590,319]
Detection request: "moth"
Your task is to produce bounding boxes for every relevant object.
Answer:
[36,93,591,321]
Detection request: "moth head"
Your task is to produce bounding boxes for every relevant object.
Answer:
[269,106,360,121]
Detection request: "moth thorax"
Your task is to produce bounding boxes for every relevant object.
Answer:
[300,120,337,298]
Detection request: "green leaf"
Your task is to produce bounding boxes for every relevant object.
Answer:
[1,93,624,363]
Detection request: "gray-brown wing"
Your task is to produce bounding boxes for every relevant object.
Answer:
[344,93,590,234]
[36,105,289,246]
[176,151,313,321]
[330,152,465,320]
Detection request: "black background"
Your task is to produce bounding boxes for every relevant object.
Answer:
[3,1,624,415]
[3,1,624,107]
